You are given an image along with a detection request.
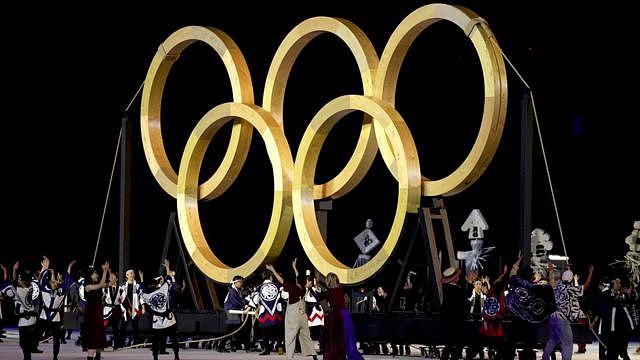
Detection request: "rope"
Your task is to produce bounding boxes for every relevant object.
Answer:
[119,312,254,350]
[530,93,569,258]
[468,18,568,258]
[125,82,145,113]
[585,313,607,349]
[92,128,122,267]
[91,79,144,267]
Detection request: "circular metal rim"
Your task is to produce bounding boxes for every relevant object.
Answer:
[293,95,421,284]
[373,4,508,196]
[262,17,380,200]
[177,102,294,283]
[141,26,255,200]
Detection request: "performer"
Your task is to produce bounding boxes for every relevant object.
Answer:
[304,270,324,354]
[598,277,635,360]
[252,268,285,355]
[83,261,110,360]
[311,272,364,360]
[1,261,40,360]
[466,277,486,360]
[542,263,594,360]
[71,270,88,351]
[140,259,181,360]
[222,275,251,352]
[103,271,121,349]
[504,253,555,360]
[267,260,318,360]
[38,257,75,360]
[118,268,142,347]
[439,266,466,360]
[479,265,509,360]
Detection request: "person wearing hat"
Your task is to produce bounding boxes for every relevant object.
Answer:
[439,266,466,360]
[221,275,251,352]
[541,264,594,360]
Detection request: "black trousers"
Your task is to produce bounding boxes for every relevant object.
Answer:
[105,311,120,348]
[225,320,251,350]
[503,318,537,360]
[152,324,179,358]
[19,325,35,360]
[44,321,65,357]
[259,325,279,353]
[118,316,139,345]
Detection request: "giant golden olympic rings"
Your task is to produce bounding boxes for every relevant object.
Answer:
[140,4,507,284]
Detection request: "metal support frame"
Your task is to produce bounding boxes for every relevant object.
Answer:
[520,92,533,268]
[118,114,132,279]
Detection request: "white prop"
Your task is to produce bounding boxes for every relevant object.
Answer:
[457,209,494,273]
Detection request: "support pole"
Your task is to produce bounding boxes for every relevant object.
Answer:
[118,114,132,279]
[519,92,533,269]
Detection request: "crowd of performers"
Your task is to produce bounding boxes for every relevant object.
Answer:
[0,257,182,360]
[433,252,639,360]
[2,253,640,360]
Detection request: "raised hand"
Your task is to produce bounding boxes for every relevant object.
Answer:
[138,270,144,282]
[13,261,20,270]
[265,264,275,273]
[67,259,77,274]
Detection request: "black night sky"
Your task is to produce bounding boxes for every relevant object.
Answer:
[2,1,637,294]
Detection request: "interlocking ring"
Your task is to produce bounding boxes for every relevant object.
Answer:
[141,26,254,201]
[177,103,293,282]
[140,4,507,284]
[373,5,507,196]
[293,95,421,284]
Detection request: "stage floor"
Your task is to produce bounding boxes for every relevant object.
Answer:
[0,329,631,359]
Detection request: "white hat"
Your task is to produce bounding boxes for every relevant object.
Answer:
[561,270,573,282]
[442,267,461,284]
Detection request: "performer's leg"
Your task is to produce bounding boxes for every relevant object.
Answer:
[19,326,33,360]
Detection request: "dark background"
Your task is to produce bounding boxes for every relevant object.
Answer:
[2,1,637,297]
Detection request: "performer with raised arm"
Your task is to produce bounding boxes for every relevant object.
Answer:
[38,256,75,360]
[542,262,594,360]
[252,268,285,355]
[505,252,555,360]
[266,260,318,360]
[140,259,181,360]
[118,268,143,347]
[84,261,110,360]
[304,270,324,354]
[1,261,40,360]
